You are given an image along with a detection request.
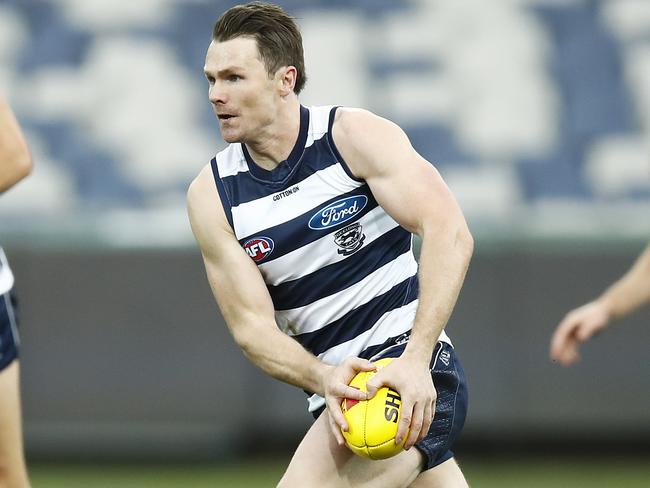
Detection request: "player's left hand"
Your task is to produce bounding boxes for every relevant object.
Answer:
[365,354,436,450]
[550,300,611,366]
[322,357,377,446]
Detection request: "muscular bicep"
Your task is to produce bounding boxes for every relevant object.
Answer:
[333,109,466,236]
[367,148,460,236]
[201,232,276,334]
[187,168,276,339]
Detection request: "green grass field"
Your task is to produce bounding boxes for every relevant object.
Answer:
[28,456,650,487]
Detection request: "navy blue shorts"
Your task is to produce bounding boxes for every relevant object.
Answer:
[313,341,468,471]
[0,288,20,371]
[412,341,468,470]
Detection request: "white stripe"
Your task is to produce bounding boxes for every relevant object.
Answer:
[438,329,451,345]
[259,207,400,285]
[232,164,364,238]
[305,105,333,148]
[0,249,14,295]
[215,144,248,178]
[277,252,417,335]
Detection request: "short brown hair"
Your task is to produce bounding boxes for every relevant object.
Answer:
[212,2,307,94]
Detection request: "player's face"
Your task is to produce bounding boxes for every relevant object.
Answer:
[204,37,278,143]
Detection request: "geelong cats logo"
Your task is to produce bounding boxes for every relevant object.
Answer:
[334,223,366,256]
[308,195,367,230]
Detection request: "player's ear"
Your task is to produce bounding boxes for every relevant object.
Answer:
[277,66,297,96]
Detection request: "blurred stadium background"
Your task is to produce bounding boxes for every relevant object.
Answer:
[1,0,649,486]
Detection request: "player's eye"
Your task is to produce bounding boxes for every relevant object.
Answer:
[227,74,242,82]
[205,75,215,85]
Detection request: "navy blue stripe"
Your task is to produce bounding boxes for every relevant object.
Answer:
[358,337,445,368]
[360,339,409,362]
[327,106,364,183]
[222,136,342,205]
[358,336,409,361]
[294,275,419,356]
[270,227,411,310]
[210,157,234,229]
[0,290,20,371]
[239,185,378,263]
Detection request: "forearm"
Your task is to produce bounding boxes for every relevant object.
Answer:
[233,320,330,395]
[404,221,473,363]
[190,170,334,398]
[599,244,650,321]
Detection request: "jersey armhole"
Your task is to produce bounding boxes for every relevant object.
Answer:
[326,106,365,184]
[209,157,235,231]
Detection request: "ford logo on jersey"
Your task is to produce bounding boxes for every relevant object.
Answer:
[308,195,368,230]
[243,237,274,262]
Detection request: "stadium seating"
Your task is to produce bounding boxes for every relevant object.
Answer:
[1,0,648,228]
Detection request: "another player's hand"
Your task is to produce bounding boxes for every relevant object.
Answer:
[365,355,436,451]
[321,357,376,446]
[550,300,611,366]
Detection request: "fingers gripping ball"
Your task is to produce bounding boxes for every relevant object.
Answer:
[341,358,407,460]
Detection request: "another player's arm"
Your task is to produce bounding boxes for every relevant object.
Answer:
[187,167,370,427]
[333,108,474,449]
[0,96,32,193]
[595,243,650,320]
[551,242,650,365]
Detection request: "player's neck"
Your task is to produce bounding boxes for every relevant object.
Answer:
[245,98,301,171]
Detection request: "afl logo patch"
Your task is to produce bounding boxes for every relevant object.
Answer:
[308,195,368,230]
[243,237,274,262]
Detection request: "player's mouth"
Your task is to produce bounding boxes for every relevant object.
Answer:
[218,113,237,121]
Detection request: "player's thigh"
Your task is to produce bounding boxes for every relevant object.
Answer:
[0,290,23,446]
[0,363,30,488]
[0,360,22,434]
[0,361,27,467]
[0,290,29,486]
[409,457,468,488]
[278,409,423,488]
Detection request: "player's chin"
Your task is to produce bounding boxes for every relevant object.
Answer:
[218,125,243,143]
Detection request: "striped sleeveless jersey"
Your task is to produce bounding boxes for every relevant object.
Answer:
[210,105,450,411]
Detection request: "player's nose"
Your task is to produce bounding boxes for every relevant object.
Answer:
[209,84,227,105]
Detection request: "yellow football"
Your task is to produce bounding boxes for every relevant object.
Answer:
[341,358,407,460]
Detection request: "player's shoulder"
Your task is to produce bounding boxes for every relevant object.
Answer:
[332,107,405,148]
[187,161,233,246]
[330,107,411,178]
[333,107,399,129]
[187,143,239,201]
[187,161,225,230]
[332,107,372,132]
[187,163,214,203]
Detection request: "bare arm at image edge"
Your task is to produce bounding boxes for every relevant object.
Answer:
[0,96,32,193]
[550,243,650,366]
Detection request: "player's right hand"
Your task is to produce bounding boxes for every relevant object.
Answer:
[550,300,611,366]
[321,357,376,446]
